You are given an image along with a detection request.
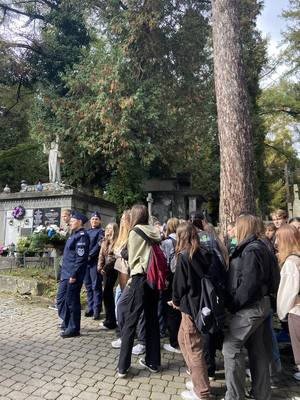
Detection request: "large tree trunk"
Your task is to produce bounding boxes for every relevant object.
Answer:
[211,0,255,232]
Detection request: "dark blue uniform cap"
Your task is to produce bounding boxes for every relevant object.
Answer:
[91,211,101,219]
[71,211,88,224]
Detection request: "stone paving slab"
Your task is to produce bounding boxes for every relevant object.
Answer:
[0,295,300,400]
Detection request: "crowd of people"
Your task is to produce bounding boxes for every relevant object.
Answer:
[55,206,300,400]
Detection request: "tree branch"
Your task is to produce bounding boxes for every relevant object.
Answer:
[1,76,23,116]
[265,143,291,159]
[260,107,300,117]
[0,3,45,20]
[39,0,59,9]
[119,1,128,10]
[2,41,44,55]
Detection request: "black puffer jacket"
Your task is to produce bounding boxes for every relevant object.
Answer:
[227,234,279,313]
[172,248,210,319]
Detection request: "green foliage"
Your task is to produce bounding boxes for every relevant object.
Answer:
[282,0,300,73]
[29,4,90,88]
[0,142,47,191]
[259,80,300,118]
[40,2,217,209]
[0,84,31,149]
[16,237,32,254]
[0,0,270,220]
[0,0,91,190]
[106,160,145,213]
[259,80,300,213]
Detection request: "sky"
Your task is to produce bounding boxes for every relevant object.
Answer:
[257,0,290,86]
[258,1,300,157]
[257,0,290,54]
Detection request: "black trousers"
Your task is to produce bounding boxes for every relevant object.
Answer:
[118,275,161,373]
[117,285,145,343]
[165,274,181,348]
[202,331,224,376]
[167,305,181,348]
[103,268,118,328]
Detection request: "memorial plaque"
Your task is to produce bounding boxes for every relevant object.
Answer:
[33,208,61,228]
[44,208,61,226]
[33,209,44,228]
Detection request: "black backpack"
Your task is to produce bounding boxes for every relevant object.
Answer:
[195,275,226,334]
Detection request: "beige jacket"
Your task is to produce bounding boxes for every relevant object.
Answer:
[277,254,300,320]
[127,224,161,279]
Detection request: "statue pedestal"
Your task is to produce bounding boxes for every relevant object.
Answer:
[22,182,71,193]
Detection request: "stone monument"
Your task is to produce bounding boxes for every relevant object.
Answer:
[292,184,300,217]
[0,137,116,246]
[43,137,61,184]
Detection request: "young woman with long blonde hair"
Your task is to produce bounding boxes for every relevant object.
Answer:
[114,210,131,290]
[111,210,147,355]
[276,224,300,381]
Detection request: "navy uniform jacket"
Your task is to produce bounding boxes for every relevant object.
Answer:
[87,227,105,267]
[61,228,90,282]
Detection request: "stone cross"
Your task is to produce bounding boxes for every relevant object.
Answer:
[146,192,153,217]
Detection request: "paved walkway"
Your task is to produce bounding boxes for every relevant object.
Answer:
[0,295,299,400]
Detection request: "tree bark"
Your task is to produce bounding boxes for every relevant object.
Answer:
[211,0,255,233]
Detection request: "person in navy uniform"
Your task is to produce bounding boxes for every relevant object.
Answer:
[57,211,90,338]
[84,211,105,320]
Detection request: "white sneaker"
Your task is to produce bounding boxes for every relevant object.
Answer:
[180,390,200,400]
[117,369,128,378]
[294,371,300,381]
[163,343,181,353]
[186,381,193,390]
[99,322,109,330]
[111,338,122,348]
[132,343,146,355]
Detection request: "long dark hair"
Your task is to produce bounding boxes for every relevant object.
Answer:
[130,204,149,229]
[176,222,200,260]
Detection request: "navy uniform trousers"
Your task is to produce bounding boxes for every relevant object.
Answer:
[84,263,103,318]
[57,228,89,334]
[57,279,83,333]
[84,227,104,318]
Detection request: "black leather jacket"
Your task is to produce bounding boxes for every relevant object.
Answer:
[226,234,279,313]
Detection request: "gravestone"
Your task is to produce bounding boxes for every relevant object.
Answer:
[0,189,116,246]
[292,184,300,217]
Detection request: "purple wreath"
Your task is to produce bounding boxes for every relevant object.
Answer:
[12,205,26,220]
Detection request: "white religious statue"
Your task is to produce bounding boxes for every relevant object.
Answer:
[43,137,62,184]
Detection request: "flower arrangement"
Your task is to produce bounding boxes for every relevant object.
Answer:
[33,225,67,247]
[16,225,68,256]
[12,205,26,220]
[0,244,8,256]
